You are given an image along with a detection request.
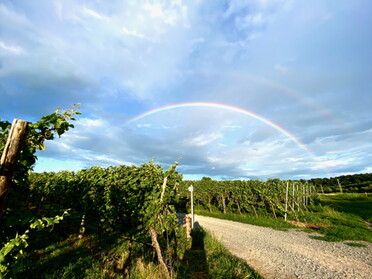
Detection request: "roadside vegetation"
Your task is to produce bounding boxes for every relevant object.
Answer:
[194,210,295,230]
[300,193,372,242]
[10,224,261,278]
[177,228,262,279]
[195,193,372,243]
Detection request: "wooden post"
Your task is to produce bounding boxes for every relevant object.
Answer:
[302,184,306,207]
[188,185,194,229]
[296,184,299,211]
[337,179,343,193]
[186,216,192,238]
[0,119,29,219]
[149,228,169,278]
[221,193,226,214]
[320,184,324,194]
[292,183,295,210]
[284,182,289,221]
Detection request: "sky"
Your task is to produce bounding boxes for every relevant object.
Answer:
[1,0,371,180]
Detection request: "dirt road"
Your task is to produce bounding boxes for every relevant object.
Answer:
[195,215,372,279]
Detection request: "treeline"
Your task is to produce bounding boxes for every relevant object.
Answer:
[177,178,317,219]
[309,173,372,193]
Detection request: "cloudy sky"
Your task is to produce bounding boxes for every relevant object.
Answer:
[1,0,371,180]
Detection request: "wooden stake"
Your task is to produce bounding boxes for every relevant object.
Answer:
[221,193,226,214]
[284,182,289,221]
[149,228,169,278]
[251,204,258,217]
[302,184,306,207]
[337,179,343,193]
[0,119,29,219]
[292,183,295,210]
[296,184,299,211]
[320,184,324,194]
[186,216,192,238]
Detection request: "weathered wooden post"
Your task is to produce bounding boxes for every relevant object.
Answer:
[186,216,192,238]
[337,179,343,193]
[0,119,29,219]
[292,183,295,211]
[284,181,289,221]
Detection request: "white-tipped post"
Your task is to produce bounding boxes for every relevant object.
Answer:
[188,185,194,229]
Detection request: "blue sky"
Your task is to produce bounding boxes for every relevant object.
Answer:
[1,0,371,180]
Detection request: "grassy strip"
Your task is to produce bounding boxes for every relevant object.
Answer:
[177,228,263,279]
[318,193,372,222]
[301,194,372,242]
[10,226,262,279]
[195,210,295,230]
[195,193,372,243]
[203,229,263,279]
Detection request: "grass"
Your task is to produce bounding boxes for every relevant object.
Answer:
[10,233,172,279]
[9,224,262,279]
[177,227,263,279]
[318,193,372,222]
[194,210,296,230]
[195,193,372,243]
[10,235,105,279]
[301,193,372,242]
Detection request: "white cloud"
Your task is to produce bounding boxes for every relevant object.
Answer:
[0,3,30,27]
[187,133,222,147]
[84,155,132,166]
[143,3,164,18]
[122,27,148,40]
[77,118,105,128]
[0,41,24,55]
[142,1,189,27]
[274,64,289,74]
[137,123,152,128]
[81,7,108,21]
[311,158,349,170]
[242,13,265,27]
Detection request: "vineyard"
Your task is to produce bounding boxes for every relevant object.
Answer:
[178,178,317,221]
[2,161,183,278]
[1,110,371,278]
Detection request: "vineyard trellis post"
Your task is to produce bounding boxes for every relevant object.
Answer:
[292,183,295,210]
[0,119,29,219]
[296,184,299,211]
[284,182,289,221]
[188,185,194,229]
[320,184,324,194]
[337,179,343,193]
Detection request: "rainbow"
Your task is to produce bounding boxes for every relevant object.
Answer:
[209,71,343,126]
[126,102,313,155]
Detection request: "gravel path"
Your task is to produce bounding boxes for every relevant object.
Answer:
[195,215,372,279]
